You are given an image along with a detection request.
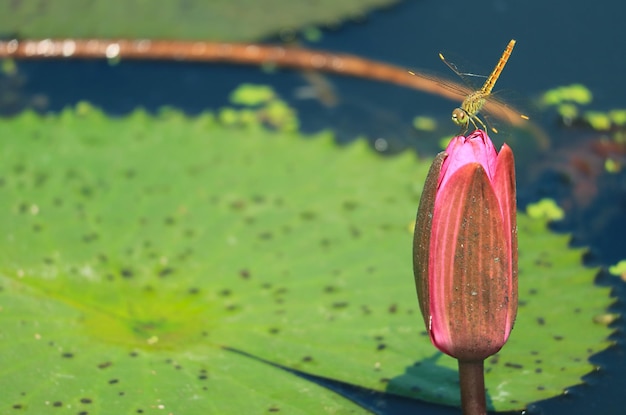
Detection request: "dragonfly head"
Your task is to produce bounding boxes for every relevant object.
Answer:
[451,107,469,128]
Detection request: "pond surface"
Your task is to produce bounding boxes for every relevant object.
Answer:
[2,0,625,414]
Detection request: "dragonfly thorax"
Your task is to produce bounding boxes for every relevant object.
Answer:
[461,90,487,118]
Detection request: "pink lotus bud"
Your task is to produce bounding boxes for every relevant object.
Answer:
[413,130,518,361]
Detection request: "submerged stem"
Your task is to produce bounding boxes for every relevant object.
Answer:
[458,359,487,415]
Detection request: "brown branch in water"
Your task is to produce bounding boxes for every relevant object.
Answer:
[0,38,544,141]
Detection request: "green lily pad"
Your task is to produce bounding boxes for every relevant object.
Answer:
[0,94,613,413]
[0,0,398,42]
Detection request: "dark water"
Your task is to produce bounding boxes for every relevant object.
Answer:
[2,0,625,413]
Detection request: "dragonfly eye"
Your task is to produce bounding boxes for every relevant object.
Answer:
[451,108,468,126]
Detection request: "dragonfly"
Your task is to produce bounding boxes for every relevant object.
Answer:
[439,39,527,134]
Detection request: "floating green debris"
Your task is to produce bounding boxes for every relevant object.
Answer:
[302,26,324,42]
[605,158,622,173]
[412,115,438,132]
[609,109,626,126]
[556,103,579,122]
[609,260,626,281]
[1,58,16,75]
[584,111,612,131]
[229,84,277,106]
[541,84,593,106]
[541,85,626,134]
[526,198,566,221]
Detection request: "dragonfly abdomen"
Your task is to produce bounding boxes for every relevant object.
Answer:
[481,39,516,96]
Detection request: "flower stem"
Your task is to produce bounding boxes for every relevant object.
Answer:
[458,359,487,415]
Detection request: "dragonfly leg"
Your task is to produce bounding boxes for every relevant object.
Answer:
[471,115,488,133]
